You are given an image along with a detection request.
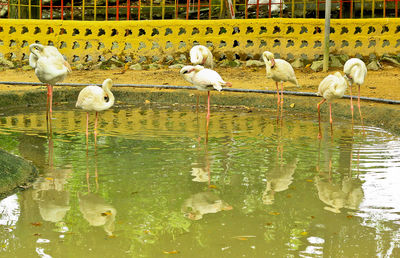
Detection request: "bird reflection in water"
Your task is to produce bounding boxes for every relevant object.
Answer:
[181,192,233,220]
[184,146,233,220]
[262,126,298,205]
[78,147,117,236]
[315,137,364,213]
[262,158,298,205]
[32,136,71,230]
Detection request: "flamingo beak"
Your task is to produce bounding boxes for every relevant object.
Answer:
[271,58,275,68]
[201,57,207,65]
[64,60,72,72]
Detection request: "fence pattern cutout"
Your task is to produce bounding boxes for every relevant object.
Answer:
[0,18,399,65]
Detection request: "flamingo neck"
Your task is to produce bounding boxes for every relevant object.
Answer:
[102,84,115,109]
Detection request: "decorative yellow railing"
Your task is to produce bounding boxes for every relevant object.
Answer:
[0,18,399,65]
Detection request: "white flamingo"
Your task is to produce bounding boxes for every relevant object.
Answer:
[262,51,298,120]
[180,65,232,119]
[343,58,367,131]
[76,78,115,142]
[190,45,214,69]
[316,72,348,138]
[29,43,71,118]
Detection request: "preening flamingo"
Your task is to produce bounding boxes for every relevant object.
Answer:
[76,78,115,142]
[180,65,232,119]
[316,72,348,138]
[29,43,72,118]
[190,45,214,69]
[262,51,298,120]
[343,58,367,131]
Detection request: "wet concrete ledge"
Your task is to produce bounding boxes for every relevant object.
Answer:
[0,87,399,134]
[0,148,38,198]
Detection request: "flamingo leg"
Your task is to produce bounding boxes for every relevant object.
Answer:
[207,91,211,120]
[329,103,333,136]
[196,94,199,113]
[94,112,98,146]
[317,99,326,139]
[48,85,53,114]
[205,92,211,144]
[86,112,89,145]
[276,82,280,121]
[357,85,365,135]
[280,82,284,120]
[349,84,354,126]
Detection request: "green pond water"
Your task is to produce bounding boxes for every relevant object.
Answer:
[0,103,399,257]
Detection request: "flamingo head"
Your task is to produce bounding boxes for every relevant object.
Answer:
[180,65,204,83]
[262,51,275,68]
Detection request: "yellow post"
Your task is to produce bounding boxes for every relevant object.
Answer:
[150,0,153,19]
[94,0,97,20]
[372,0,375,18]
[361,0,364,18]
[162,0,165,19]
[29,0,31,18]
[82,0,85,20]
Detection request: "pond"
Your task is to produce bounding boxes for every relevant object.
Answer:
[0,103,399,257]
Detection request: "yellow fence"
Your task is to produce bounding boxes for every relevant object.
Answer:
[0,18,399,65]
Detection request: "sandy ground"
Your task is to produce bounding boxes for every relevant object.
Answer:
[0,64,399,100]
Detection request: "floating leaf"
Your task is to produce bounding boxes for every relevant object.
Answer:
[45,177,54,181]
[232,235,256,240]
[268,211,280,216]
[310,216,315,219]
[209,185,217,189]
[108,235,117,238]
[290,103,295,108]
[300,231,308,236]
[31,222,42,227]
[306,179,313,182]
[347,215,353,219]
[33,233,41,236]
[163,250,179,254]
[265,222,273,226]
[101,211,112,216]
[286,194,292,198]
[145,100,151,104]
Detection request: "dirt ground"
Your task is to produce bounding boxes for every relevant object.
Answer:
[0,64,399,100]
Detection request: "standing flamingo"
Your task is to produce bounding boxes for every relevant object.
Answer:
[316,72,348,139]
[180,65,232,119]
[29,43,72,119]
[190,45,214,69]
[76,78,115,143]
[190,45,214,111]
[262,51,298,120]
[343,58,367,131]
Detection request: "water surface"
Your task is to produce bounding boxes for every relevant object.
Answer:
[0,104,399,257]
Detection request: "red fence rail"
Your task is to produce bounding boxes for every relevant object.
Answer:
[0,0,399,20]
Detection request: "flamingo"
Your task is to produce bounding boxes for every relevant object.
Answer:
[262,51,298,120]
[76,78,115,143]
[190,45,214,111]
[190,45,214,69]
[343,58,367,131]
[29,43,72,119]
[316,72,348,138]
[180,65,232,120]
[247,0,287,13]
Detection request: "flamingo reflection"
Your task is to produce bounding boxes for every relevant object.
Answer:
[78,147,117,236]
[181,192,233,220]
[315,139,364,213]
[32,137,71,226]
